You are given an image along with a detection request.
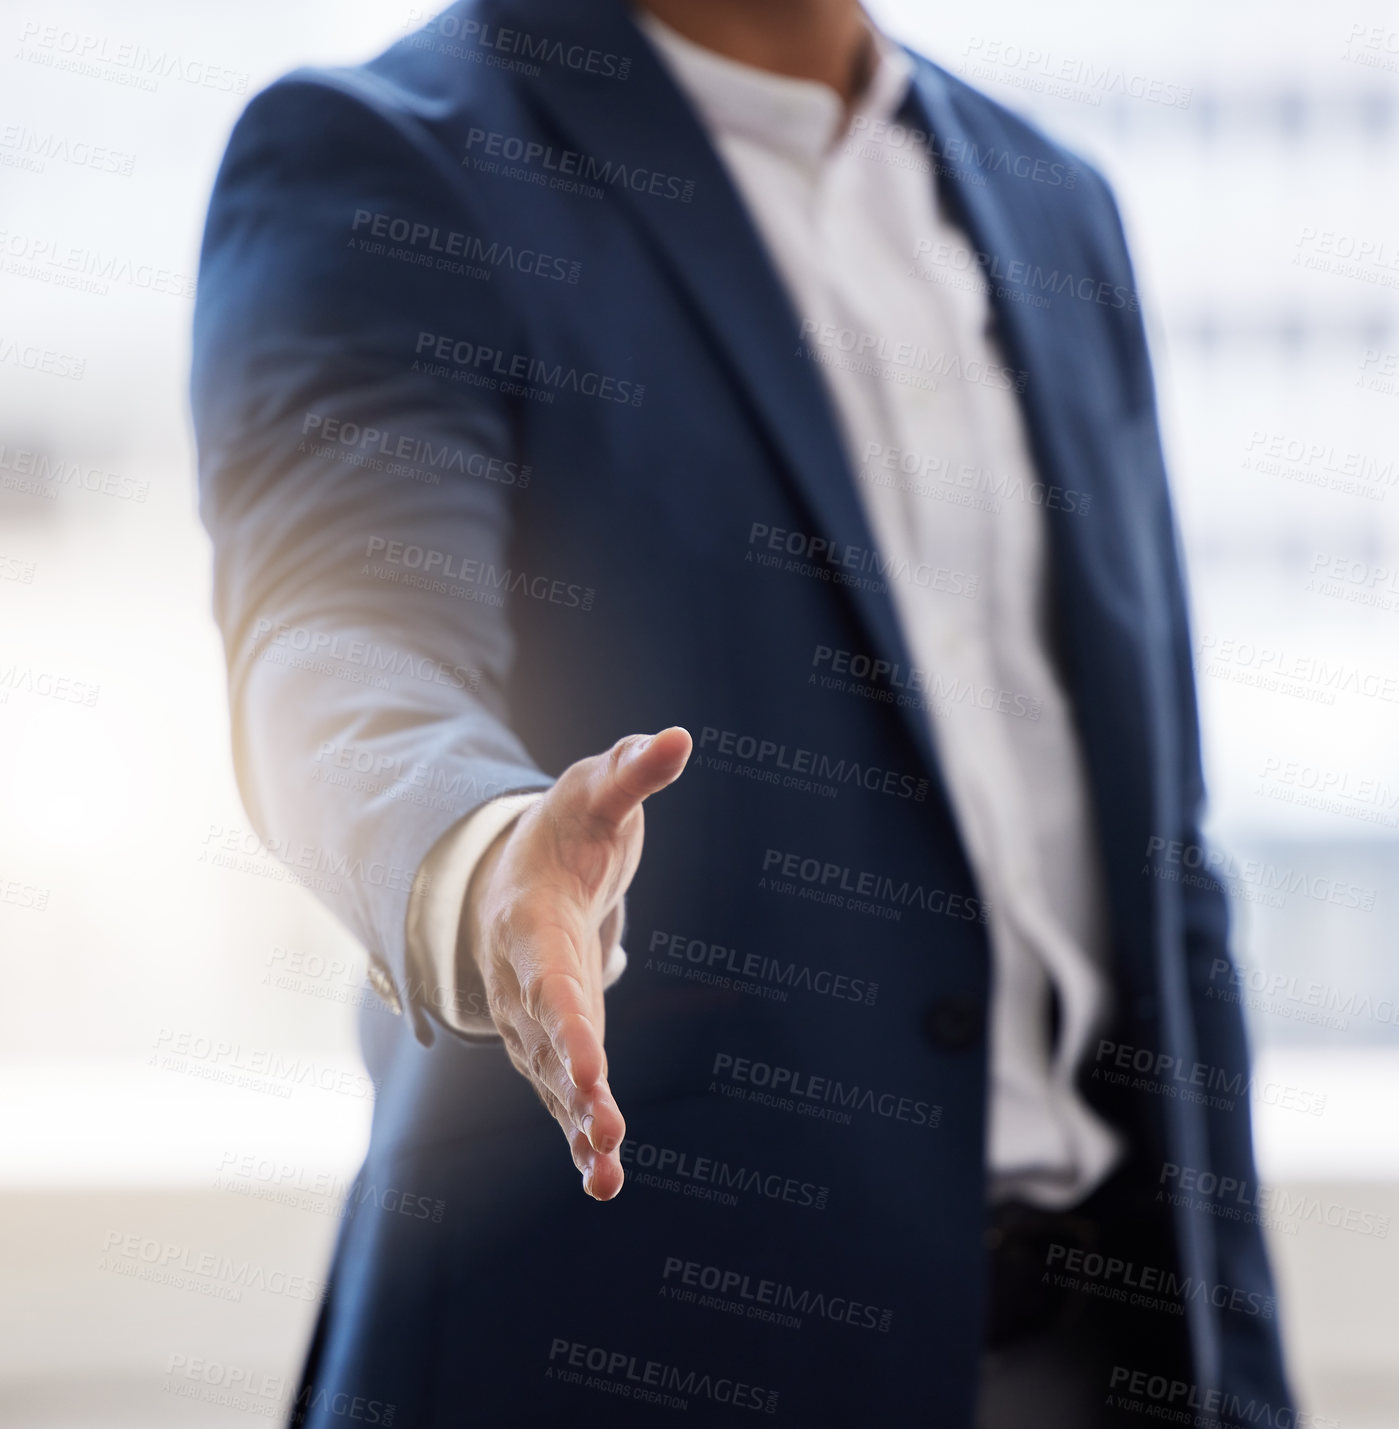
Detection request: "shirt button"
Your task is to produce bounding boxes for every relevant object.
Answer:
[368,963,403,1016]
[923,996,983,1051]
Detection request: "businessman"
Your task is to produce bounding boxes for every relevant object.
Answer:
[192,0,1292,1423]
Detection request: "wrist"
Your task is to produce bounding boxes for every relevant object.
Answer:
[463,818,515,982]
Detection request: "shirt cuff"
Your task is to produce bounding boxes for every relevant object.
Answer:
[406,792,629,1038]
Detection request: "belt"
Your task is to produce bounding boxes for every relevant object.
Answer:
[983,1199,1107,1350]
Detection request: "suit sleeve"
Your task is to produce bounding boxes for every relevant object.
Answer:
[191,72,552,1047]
[1078,163,1231,969]
[1084,164,1293,1408]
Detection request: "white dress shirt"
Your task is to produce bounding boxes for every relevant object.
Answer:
[409,10,1125,1209]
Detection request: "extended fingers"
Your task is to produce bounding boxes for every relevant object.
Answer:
[520,1026,625,1154]
[569,1123,625,1201]
[490,918,624,1168]
[535,1069,626,1200]
[510,920,607,1090]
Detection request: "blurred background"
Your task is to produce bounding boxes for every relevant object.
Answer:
[2,0,1396,1424]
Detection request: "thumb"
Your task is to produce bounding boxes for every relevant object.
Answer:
[578,726,692,829]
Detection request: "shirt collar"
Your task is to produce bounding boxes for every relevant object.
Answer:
[634,8,914,168]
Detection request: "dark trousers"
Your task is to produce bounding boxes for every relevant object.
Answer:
[977,1161,1195,1428]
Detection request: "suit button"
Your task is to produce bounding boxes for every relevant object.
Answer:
[923,996,982,1051]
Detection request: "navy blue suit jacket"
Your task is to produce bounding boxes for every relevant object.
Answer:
[192,0,1291,1423]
